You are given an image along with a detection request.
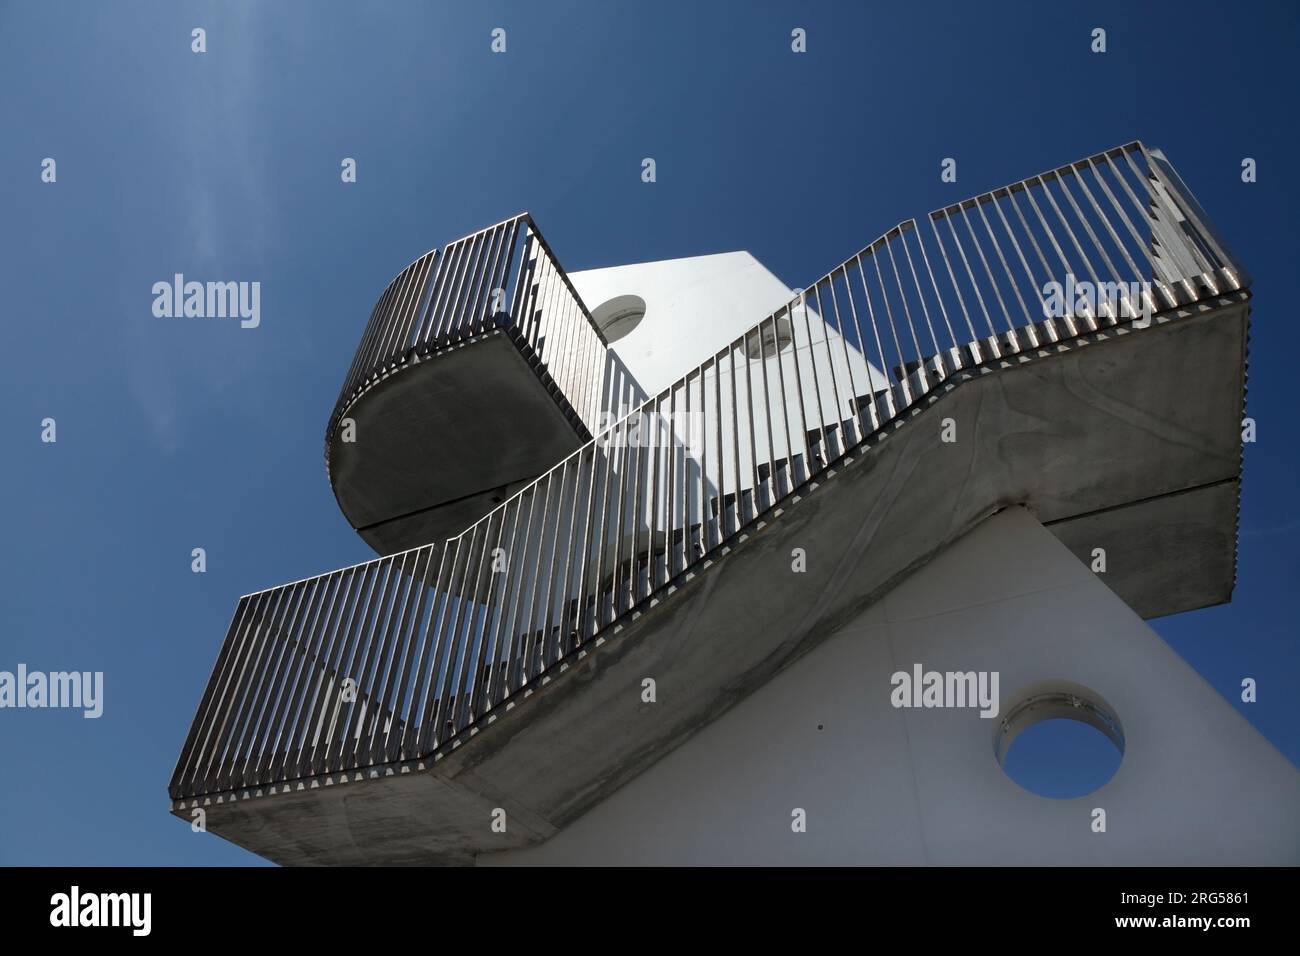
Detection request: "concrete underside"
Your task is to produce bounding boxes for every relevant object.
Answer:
[480,506,1299,865]
[329,331,587,555]
[187,297,1249,864]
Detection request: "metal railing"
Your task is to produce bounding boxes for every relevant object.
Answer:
[171,142,1247,801]
[327,213,608,460]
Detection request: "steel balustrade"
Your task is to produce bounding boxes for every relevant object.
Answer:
[171,142,1247,801]
[328,213,608,461]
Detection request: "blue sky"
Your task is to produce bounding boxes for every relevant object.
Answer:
[0,0,1295,865]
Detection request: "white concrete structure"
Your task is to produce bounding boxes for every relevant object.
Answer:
[572,252,887,541]
[572,250,882,411]
[482,507,1299,865]
[173,143,1293,867]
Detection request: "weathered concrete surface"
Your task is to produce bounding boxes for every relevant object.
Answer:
[329,331,586,555]
[1048,479,1239,619]
[479,507,1299,866]
[182,296,1249,864]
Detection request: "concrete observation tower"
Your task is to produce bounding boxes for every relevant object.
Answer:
[169,142,1298,865]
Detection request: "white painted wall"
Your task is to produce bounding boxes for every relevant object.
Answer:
[479,506,1300,865]
[571,251,802,400]
[566,252,889,552]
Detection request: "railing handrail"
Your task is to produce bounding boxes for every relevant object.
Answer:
[172,141,1249,801]
[325,212,608,463]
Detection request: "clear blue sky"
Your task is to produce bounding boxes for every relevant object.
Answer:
[1,0,1295,865]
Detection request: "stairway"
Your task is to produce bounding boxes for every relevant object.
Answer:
[168,141,1252,865]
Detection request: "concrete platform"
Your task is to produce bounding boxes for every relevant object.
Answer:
[328,330,590,555]
[180,295,1249,864]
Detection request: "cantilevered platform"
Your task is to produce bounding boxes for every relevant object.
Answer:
[325,216,607,555]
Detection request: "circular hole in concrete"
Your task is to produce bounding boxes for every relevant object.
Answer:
[744,315,793,359]
[995,684,1124,799]
[591,294,646,343]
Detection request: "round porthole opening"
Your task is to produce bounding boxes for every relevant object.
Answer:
[591,294,646,343]
[744,315,794,359]
[995,683,1124,799]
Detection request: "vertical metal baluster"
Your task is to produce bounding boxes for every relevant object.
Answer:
[385,550,438,759]
[445,232,490,342]
[356,550,420,764]
[412,246,453,349]
[511,234,542,347]
[913,219,963,365]
[371,547,434,760]
[310,562,379,774]
[926,217,984,364]
[197,591,272,793]
[825,275,862,445]
[586,419,614,625]
[344,274,398,399]
[498,486,539,699]
[781,295,814,483]
[364,549,425,761]
[433,526,482,742]
[681,370,695,568]
[1030,176,1101,331]
[1061,164,1141,321]
[459,224,501,337]
[865,243,912,410]
[1085,155,1176,313]
[729,341,742,529]
[532,253,562,369]
[516,476,553,687]
[882,235,932,394]
[575,439,603,643]
[340,553,409,769]
[837,265,880,435]
[390,253,435,360]
[941,212,1000,356]
[425,237,467,344]
[772,307,797,491]
[986,191,1051,344]
[219,582,300,789]
[896,223,949,376]
[433,235,475,343]
[852,254,895,421]
[737,340,758,517]
[713,346,725,543]
[372,262,417,373]
[1017,182,1088,336]
[478,498,521,712]
[630,400,649,603]
[971,200,1036,350]
[697,361,710,555]
[756,318,778,508]
[957,204,1019,354]
[556,447,590,653]
[1050,167,1123,325]
[607,414,632,611]
[329,557,395,771]
[457,520,496,728]
[289,568,358,774]
[176,594,259,796]
[811,282,846,455]
[1118,147,1199,303]
[664,382,679,582]
[646,393,664,592]
[538,458,576,665]
[263,572,340,782]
